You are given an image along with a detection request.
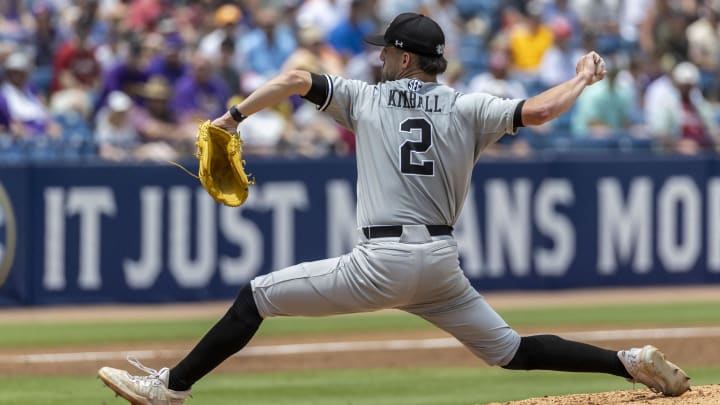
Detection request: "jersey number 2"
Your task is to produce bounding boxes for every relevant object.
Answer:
[399,118,434,176]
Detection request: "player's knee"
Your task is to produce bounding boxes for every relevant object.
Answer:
[470,328,521,367]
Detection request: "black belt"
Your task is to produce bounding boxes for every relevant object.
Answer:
[362,225,453,239]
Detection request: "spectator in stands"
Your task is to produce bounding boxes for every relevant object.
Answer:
[146,32,188,88]
[95,90,139,160]
[94,3,133,72]
[686,1,720,94]
[240,7,297,92]
[236,94,290,156]
[639,0,691,62]
[0,52,62,138]
[216,38,241,98]
[27,1,61,99]
[508,3,553,81]
[198,4,245,69]
[126,0,167,32]
[295,0,342,37]
[0,96,8,134]
[133,75,193,154]
[172,52,230,122]
[571,60,639,138]
[467,50,532,156]
[50,15,101,96]
[645,61,719,154]
[571,0,623,53]
[468,50,527,99]
[538,17,584,88]
[326,0,375,60]
[542,0,581,39]
[617,0,652,49]
[282,26,344,76]
[93,38,150,117]
[95,90,177,161]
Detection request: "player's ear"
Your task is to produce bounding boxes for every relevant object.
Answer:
[401,52,412,68]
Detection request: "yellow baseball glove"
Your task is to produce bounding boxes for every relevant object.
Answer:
[173,120,254,207]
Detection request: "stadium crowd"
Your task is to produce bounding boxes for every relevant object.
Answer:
[1,0,719,161]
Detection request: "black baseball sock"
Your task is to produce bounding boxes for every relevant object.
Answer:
[168,284,263,391]
[502,334,631,378]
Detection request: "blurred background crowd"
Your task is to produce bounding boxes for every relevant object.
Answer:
[1,0,720,161]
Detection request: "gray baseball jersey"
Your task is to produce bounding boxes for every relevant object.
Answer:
[323,76,521,227]
[251,75,522,366]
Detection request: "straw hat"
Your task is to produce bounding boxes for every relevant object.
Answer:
[139,76,172,100]
[215,4,242,26]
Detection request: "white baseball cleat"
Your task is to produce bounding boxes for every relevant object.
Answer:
[618,345,690,396]
[98,356,191,405]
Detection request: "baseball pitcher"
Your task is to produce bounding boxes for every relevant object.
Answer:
[99,12,690,405]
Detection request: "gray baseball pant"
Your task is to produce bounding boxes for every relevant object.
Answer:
[251,225,521,366]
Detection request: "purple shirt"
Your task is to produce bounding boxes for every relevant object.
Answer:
[94,62,150,115]
[0,95,10,128]
[146,56,188,87]
[172,75,230,118]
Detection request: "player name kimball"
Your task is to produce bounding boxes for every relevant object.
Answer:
[387,90,443,112]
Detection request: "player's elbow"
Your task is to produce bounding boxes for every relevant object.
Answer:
[281,70,313,96]
[521,103,554,126]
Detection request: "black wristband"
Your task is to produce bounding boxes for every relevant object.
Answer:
[229,105,247,123]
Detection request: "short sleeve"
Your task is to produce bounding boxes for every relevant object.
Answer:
[316,75,375,132]
[456,93,523,147]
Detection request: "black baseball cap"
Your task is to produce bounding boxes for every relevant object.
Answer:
[363,12,445,57]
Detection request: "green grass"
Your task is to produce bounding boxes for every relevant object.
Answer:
[2,366,719,405]
[2,301,719,348]
[2,300,719,403]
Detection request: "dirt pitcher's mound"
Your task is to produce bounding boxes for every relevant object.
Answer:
[486,385,720,404]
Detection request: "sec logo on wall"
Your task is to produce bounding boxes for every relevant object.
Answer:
[0,182,16,287]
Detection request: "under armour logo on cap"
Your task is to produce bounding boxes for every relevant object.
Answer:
[363,12,446,57]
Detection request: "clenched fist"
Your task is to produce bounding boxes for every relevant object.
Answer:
[575,51,606,85]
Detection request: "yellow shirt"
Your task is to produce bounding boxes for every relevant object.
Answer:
[509,25,554,71]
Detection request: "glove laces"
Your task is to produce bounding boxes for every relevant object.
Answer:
[168,160,199,179]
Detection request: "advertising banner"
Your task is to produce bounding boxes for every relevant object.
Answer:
[1,155,719,306]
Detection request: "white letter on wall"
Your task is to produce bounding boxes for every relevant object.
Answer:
[263,182,308,270]
[657,177,701,273]
[43,188,66,290]
[597,178,652,274]
[709,178,720,273]
[326,180,356,257]
[534,179,575,276]
[169,187,216,288]
[455,185,484,277]
[124,187,163,289]
[486,179,531,277]
[219,203,263,285]
[66,187,117,289]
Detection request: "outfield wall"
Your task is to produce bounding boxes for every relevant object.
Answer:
[1,154,719,306]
